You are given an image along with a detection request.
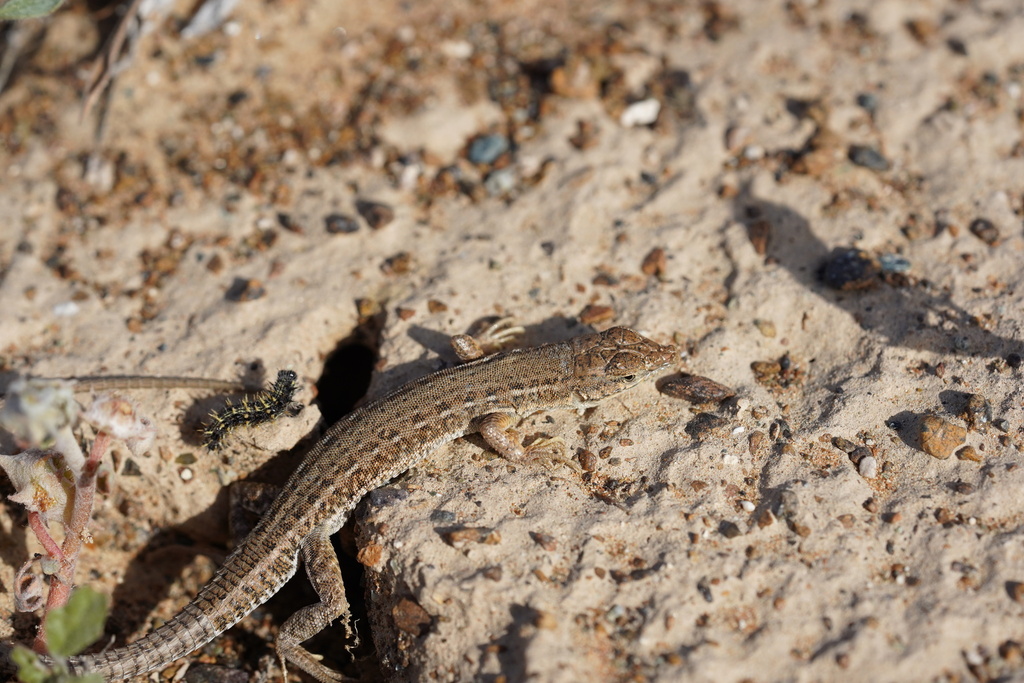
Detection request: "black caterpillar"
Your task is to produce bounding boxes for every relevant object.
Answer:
[202,370,300,451]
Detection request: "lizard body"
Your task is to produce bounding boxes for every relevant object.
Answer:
[65,326,675,681]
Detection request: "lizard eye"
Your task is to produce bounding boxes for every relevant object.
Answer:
[622,374,636,382]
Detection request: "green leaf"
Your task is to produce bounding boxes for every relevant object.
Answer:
[0,0,64,20]
[44,587,109,658]
[10,646,50,683]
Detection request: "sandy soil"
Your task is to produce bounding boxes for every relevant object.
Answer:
[1,0,1024,681]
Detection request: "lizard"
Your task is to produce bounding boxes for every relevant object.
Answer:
[61,322,676,681]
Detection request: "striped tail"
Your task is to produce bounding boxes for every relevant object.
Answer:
[67,536,299,680]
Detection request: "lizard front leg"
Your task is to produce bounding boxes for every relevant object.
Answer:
[450,317,524,361]
[276,532,356,682]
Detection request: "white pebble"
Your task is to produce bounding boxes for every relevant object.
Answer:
[742,144,765,160]
[858,455,878,479]
[723,453,740,466]
[179,467,193,482]
[440,40,473,59]
[620,98,662,127]
[739,500,755,512]
[52,301,80,317]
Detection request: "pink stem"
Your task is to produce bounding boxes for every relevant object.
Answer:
[27,512,64,562]
[32,431,111,653]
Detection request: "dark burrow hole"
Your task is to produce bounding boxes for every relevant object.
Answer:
[315,338,377,423]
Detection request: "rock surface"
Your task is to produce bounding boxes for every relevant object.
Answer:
[1,1,1023,682]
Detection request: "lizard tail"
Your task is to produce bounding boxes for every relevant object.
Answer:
[66,537,299,680]
[66,599,221,680]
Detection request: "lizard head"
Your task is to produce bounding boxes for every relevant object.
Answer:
[570,327,676,406]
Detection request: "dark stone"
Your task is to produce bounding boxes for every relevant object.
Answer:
[820,248,880,290]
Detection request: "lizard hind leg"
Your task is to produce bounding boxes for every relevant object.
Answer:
[276,533,357,682]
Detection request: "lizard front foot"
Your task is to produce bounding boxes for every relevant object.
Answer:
[450,317,525,361]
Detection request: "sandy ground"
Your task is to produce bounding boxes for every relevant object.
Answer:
[1,0,1024,681]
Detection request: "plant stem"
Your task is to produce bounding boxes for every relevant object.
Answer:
[32,431,110,653]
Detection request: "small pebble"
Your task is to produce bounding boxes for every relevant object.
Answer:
[719,521,742,539]
[860,456,876,479]
[355,200,395,229]
[579,304,615,325]
[225,277,265,302]
[530,531,558,551]
[918,415,967,459]
[1008,582,1024,604]
[277,212,303,233]
[739,500,755,512]
[848,145,891,171]
[855,92,878,115]
[831,436,857,453]
[879,253,911,273]
[569,119,600,149]
[641,247,667,277]
[429,509,457,524]
[441,527,500,548]
[751,355,804,390]
[753,319,776,338]
[956,445,982,462]
[356,543,383,567]
[746,220,771,255]
[620,98,662,127]
[969,218,999,245]
[483,168,517,196]
[748,431,767,456]
[393,597,432,636]
[961,394,992,431]
[52,301,80,317]
[578,449,598,472]
[325,213,359,234]
[947,37,968,56]
[381,252,413,275]
[685,412,730,441]
[849,445,873,466]
[964,647,985,668]
[467,134,510,165]
[659,374,735,404]
[820,248,880,290]
[1006,353,1022,369]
